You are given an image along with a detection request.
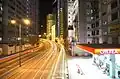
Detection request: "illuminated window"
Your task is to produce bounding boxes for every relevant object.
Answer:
[0,7,2,11]
[91,10,93,13]
[91,17,93,20]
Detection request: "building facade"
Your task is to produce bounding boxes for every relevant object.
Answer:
[67,0,74,42]
[68,0,73,26]
[68,0,87,44]
[1,0,39,55]
[29,0,40,35]
[107,0,120,44]
[86,0,100,44]
[86,0,120,44]
[53,0,68,42]
[68,0,120,44]
[46,14,55,40]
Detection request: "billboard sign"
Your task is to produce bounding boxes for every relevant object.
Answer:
[95,49,120,55]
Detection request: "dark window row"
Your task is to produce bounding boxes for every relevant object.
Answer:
[91,30,99,36]
[102,12,106,16]
[0,0,2,3]
[91,24,95,28]
[92,31,95,35]
[111,0,117,9]
[96,14,99,19]
[111,12,118,21]
[8,4,15,10]
[91,22,99,28]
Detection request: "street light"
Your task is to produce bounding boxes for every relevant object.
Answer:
[44,33,46,35]
[38,35,41,38]
[10,20,16,24]
[22,19,30,25]
[10,18,30,67]
[10,20,17,53]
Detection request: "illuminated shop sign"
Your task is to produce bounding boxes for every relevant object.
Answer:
[100,49,118,55]
[95,49,120,55]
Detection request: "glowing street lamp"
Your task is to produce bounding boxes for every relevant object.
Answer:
[10,18,31,67]
[44,33,46,35]
[11,20,16,24]
[39,35,41,38]
[23,19,30,25]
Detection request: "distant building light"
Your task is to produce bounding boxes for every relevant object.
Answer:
[39,35,41,37]
[103,21,107,25]
[0,7,3,11]
[91,17,93,20]
[91,10,93,13]
[87,12,89,15]
[17,37,21,40]
[41,25,43,27]
[103,32,107,35]
[0,37,2,41]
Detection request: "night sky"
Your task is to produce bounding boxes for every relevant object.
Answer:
[39,0,55,34]
[39,0,54,25]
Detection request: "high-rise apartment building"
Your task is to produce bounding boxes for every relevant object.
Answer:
[0,0,2,41]
[86,0,120,44]
[86,0,100,44]
[28,0,40,35]
[68,0,73,26]
[46,14,55,39]
[1,0,39,55]
[107,0,120,44]
[53,0,68,40]
[68,0,74,41]
[68,0,86,43]
[68,0,120,44]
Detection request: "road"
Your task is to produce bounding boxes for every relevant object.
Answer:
[1,40,61,79]
[68,57,112,79]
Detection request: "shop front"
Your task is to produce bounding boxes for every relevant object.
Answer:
[93,48,120,78]
[78,44,120,78]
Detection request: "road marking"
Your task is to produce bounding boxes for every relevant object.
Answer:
[51,45,63,79]
[13,41,52,79]
[33,42,56,79]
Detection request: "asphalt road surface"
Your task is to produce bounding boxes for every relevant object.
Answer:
[2,40,61,79]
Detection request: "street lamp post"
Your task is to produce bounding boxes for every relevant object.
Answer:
[10,20,17,53]
[10,19,30,67]
[19,24,22,67]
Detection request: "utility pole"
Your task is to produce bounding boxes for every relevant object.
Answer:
[19,24,22,67]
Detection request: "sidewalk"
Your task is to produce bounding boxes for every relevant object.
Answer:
[74,46,86,54]
[68,45,113,79]
[68,58,113,79]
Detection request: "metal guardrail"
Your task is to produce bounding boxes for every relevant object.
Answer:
[0,45,44,78]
